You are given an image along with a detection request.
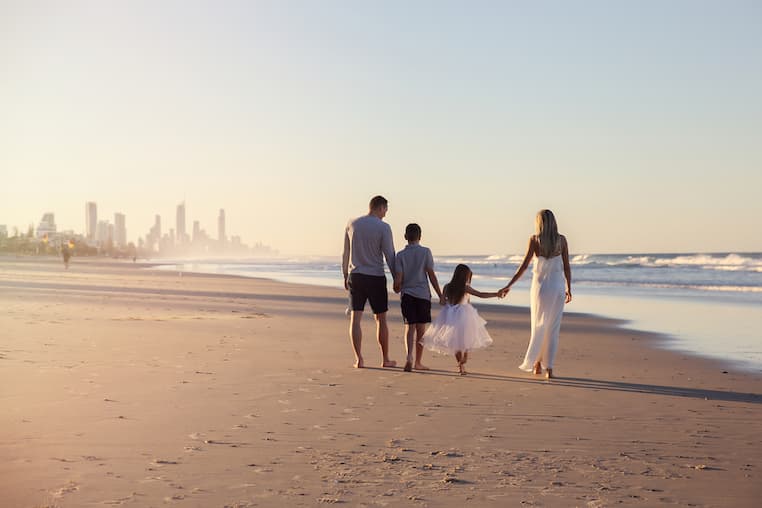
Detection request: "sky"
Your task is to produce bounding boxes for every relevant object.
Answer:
[1,0,761,256]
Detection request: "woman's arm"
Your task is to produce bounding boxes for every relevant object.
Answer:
[499,236,535,296]
[465,285,499,299]
[561,235,572,303]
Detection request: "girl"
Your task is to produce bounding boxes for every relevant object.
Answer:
[499,209,572,379]
[421,264,499,375]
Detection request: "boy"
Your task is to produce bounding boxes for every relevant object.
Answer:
[393,223,444,372]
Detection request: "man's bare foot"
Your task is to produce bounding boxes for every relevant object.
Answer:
[354,358,364,369]
[545,368,554,379]
[382,360,397,368]
[404,360,413,372]
[533,362,542,375]
[414,363,430,371]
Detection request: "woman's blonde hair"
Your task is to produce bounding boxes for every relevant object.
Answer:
[535,209,560,258]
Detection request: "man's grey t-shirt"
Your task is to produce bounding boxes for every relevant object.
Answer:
[343,215,395,277]
[394,244,434,300]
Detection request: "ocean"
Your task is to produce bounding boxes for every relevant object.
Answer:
[151,252,762,373]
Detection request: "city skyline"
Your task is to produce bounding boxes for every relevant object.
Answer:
[0,199,273,257]
[2,1,761,255]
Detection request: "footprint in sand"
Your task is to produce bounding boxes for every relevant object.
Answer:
[51,481,79,498]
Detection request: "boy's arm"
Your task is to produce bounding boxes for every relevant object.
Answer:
[426,268,444,304]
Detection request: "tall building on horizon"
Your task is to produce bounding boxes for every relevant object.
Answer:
[86,202,97,241]
[176,202,186,245]
[36,212,56,239]
[114,213,126,247]
[96,220,112,245]
[218,209,226,244]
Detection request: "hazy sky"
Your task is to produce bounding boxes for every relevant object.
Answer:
[2,0,761,256]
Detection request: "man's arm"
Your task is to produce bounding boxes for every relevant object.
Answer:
[382,225,396,277]
[393,254,403,293]
[342,228,351,290]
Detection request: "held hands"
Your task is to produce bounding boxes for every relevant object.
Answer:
[497,286,510,298]
[438,295,446,306]
[393,282,401,294]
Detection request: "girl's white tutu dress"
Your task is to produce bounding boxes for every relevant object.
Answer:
[421,294,493,354]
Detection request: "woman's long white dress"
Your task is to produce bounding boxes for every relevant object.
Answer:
[421,294,493,354]
[519,255,566,371]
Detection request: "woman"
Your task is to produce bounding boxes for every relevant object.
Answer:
[500,210,572,378]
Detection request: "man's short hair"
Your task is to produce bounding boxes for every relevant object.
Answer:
[369,195,388,211]
[405,223,421,241]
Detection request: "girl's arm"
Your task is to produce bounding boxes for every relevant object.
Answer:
[499,236,536,296]
[561,235,572,303]
[465,285,499,299]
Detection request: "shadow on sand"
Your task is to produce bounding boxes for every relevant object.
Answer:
[362,366,761,404]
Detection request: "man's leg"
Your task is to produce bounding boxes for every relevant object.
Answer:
[350,310,364,368]
[375,312,396,368]
[403,324,415,372]
[414,323,429,370]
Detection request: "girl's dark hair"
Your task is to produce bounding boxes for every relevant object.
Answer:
[444,264,472,304]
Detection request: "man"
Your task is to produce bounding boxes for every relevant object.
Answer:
[342,195,396,368]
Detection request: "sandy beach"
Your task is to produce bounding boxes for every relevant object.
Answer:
[1,257,760,507]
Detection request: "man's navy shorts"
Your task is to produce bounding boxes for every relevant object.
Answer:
[348,273,388,314]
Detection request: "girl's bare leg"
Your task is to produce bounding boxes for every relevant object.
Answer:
[455,351,466,375]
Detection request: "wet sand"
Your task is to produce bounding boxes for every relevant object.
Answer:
[1,257,760,507]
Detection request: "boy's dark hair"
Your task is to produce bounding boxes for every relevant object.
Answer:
[404,223,422,241]
[369,195,388,210]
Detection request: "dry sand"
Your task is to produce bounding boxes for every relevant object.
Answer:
[1,257,760,507]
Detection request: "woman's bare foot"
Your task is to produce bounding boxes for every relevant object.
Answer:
[533,362,542,375]
[354,357,364,369]
[382,359,397,368]
[545,368,554,379]
[414,363,430,371]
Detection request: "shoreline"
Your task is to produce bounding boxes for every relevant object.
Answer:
[4,255,761,374]
[1,257,760,507]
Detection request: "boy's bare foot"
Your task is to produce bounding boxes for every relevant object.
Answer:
[533,362,542,375]
[545,368,554,379]
[382,360,397,368]
[354,358,364,369]
[403,360,413,372]
[414,363,430,371]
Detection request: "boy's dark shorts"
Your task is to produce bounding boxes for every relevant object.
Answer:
[400,294,432,324]
[348,273,388,314]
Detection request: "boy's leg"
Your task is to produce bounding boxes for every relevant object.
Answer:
[414,323,429,370]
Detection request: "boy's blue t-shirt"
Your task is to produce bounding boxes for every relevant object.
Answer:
[394,244,434,300]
